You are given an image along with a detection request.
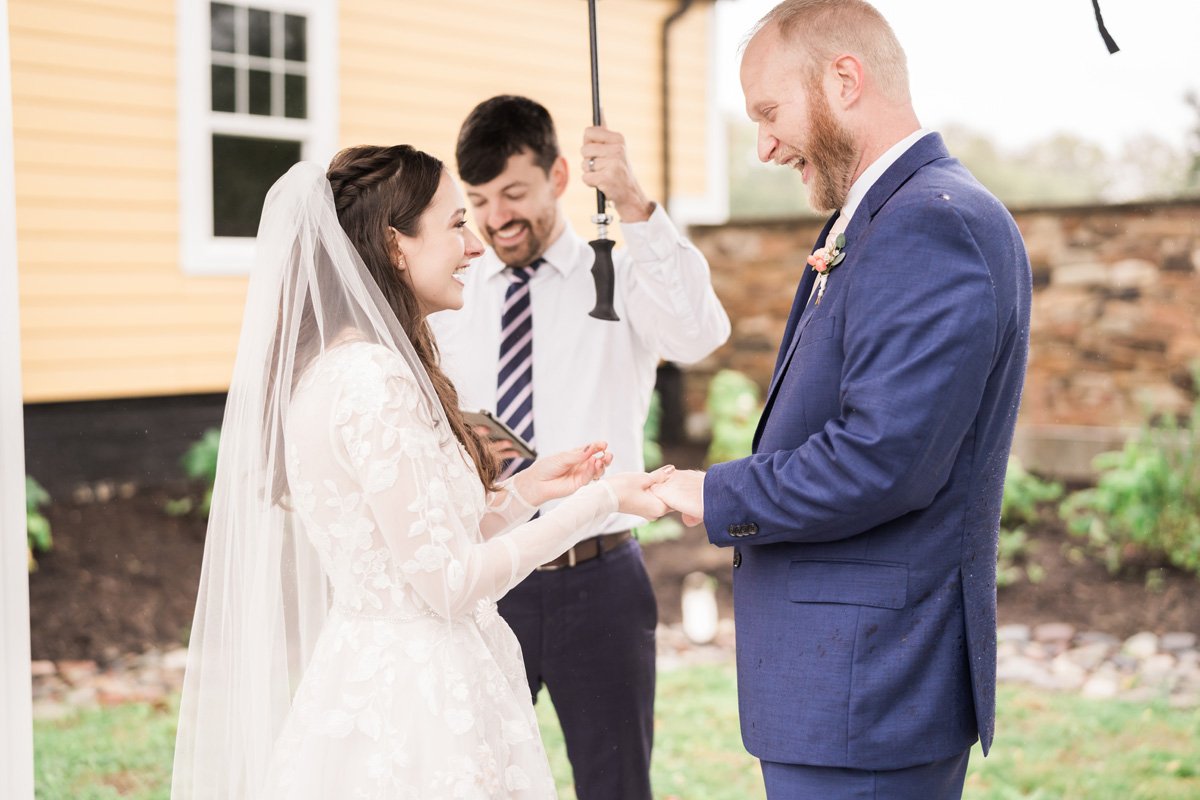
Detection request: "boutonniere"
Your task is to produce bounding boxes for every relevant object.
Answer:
[806,233,846,306]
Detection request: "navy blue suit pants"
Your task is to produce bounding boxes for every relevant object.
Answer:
[761,748,971,799]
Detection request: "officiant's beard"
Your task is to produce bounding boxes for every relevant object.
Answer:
[803,87,857,214]
[486,205,558,268]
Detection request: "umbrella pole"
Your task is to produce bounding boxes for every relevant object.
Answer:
[587,0,619,321]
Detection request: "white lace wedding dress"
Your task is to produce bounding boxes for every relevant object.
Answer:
[258,341,616,799]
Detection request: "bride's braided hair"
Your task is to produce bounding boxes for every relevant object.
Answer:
[327,144,499,491]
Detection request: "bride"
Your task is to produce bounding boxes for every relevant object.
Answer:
[170,145,673,799]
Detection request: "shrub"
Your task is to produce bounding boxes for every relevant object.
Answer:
[26,475,53,571]
[643,390,663,470]
[178,428,221,517]
[997,457,1061,587]
[636,390,684,543]
[705,370,762,466]
[1059,395,1200,577]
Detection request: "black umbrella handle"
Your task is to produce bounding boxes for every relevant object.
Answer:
[587,0,619,321]
[588,238,619,321]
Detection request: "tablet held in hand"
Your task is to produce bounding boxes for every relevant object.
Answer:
[462,409,537,460]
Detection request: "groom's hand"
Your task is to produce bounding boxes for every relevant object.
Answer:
[651,469,705,527]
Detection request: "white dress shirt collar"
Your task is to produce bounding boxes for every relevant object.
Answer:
[839,127,931,225]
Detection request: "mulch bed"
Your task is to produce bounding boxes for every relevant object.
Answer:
[29,484,206,663]
[27,460,1199,664]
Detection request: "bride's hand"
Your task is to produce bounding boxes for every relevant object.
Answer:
[604,466,675,520]
[514,442,613,506]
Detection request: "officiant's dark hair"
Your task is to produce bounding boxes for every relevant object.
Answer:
[325,144,500,491]
[456,95,561,185]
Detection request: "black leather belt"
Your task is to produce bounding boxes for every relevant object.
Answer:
[536,531,631,571]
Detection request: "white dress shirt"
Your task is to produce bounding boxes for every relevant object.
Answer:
[429,204,731,532]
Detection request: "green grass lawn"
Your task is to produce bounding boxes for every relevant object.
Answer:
[33,663,1200,799]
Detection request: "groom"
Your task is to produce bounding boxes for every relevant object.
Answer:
[654,1,1031,797]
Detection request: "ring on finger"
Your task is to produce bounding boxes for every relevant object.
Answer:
[587,157,596,172]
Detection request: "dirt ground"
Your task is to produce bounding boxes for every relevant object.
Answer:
[27,459,1200,664]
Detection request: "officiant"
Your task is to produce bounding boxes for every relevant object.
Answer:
[428,95,729,800]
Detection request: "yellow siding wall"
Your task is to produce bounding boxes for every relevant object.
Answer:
[12,0,712,403]
[11,0,248,403]
[339,0,712,230]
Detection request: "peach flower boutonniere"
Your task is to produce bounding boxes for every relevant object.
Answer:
[806,233,846,306]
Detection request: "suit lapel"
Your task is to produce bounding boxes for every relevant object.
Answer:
[752,133,952,454]
[767,212,838,392]
[753,212,837,451]
[857,131,949,223]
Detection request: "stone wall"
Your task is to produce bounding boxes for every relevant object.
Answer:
[683,200,1200,478]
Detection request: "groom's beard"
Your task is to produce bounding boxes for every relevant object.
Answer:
[802,86,858,214]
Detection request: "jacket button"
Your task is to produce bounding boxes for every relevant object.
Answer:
[746,523,758,535]
[733,550,742,568]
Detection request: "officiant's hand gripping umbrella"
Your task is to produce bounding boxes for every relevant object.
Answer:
[586,0,620,321]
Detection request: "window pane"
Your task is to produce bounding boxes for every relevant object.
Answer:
[210,3,235,53]
[248,69,271,116]
[284,73,306,119]
[212,135,301,237]
[248,8,271,58]
[211,64,236,112]
[284,14,306,62]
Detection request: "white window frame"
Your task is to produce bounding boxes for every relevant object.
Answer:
[667,3,729,229]
[178,0,338,275]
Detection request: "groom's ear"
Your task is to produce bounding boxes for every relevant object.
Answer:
[830,53,864,108]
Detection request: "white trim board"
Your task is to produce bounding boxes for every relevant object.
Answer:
[0,0,35,794]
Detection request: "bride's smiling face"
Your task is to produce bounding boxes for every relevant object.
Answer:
[392,170,485,315]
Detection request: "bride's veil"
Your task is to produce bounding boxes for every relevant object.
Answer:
[170,161,453,798]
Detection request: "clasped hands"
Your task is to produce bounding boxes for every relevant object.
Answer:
[512,438,705,524]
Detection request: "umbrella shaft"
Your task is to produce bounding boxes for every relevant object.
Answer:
[588,0,601,124]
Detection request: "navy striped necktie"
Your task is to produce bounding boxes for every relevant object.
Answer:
[497,259,544,478]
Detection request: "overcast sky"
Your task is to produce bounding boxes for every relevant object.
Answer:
[715,0,1200,154]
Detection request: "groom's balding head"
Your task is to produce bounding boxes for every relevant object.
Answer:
[750,0,911,104]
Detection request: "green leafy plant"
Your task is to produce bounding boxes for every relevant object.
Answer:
[26,475,53,571]
[643,390,663,470]
[1059,386,1200,578]
[997,456,1061,587]
[179,428,221,517]
[705,370,762,466]
[636,390,684,543]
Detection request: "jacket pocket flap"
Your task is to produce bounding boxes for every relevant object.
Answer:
[787,559,907,609]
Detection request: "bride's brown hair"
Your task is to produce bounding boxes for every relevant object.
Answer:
[326,144,499,491]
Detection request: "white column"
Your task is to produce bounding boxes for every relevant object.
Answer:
[0,0,35,796]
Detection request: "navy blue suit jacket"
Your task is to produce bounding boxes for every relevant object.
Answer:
[704,133,1031,770]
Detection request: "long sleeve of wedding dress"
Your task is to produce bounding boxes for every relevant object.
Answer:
[478,479,539,540]
[286,341,617,621]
